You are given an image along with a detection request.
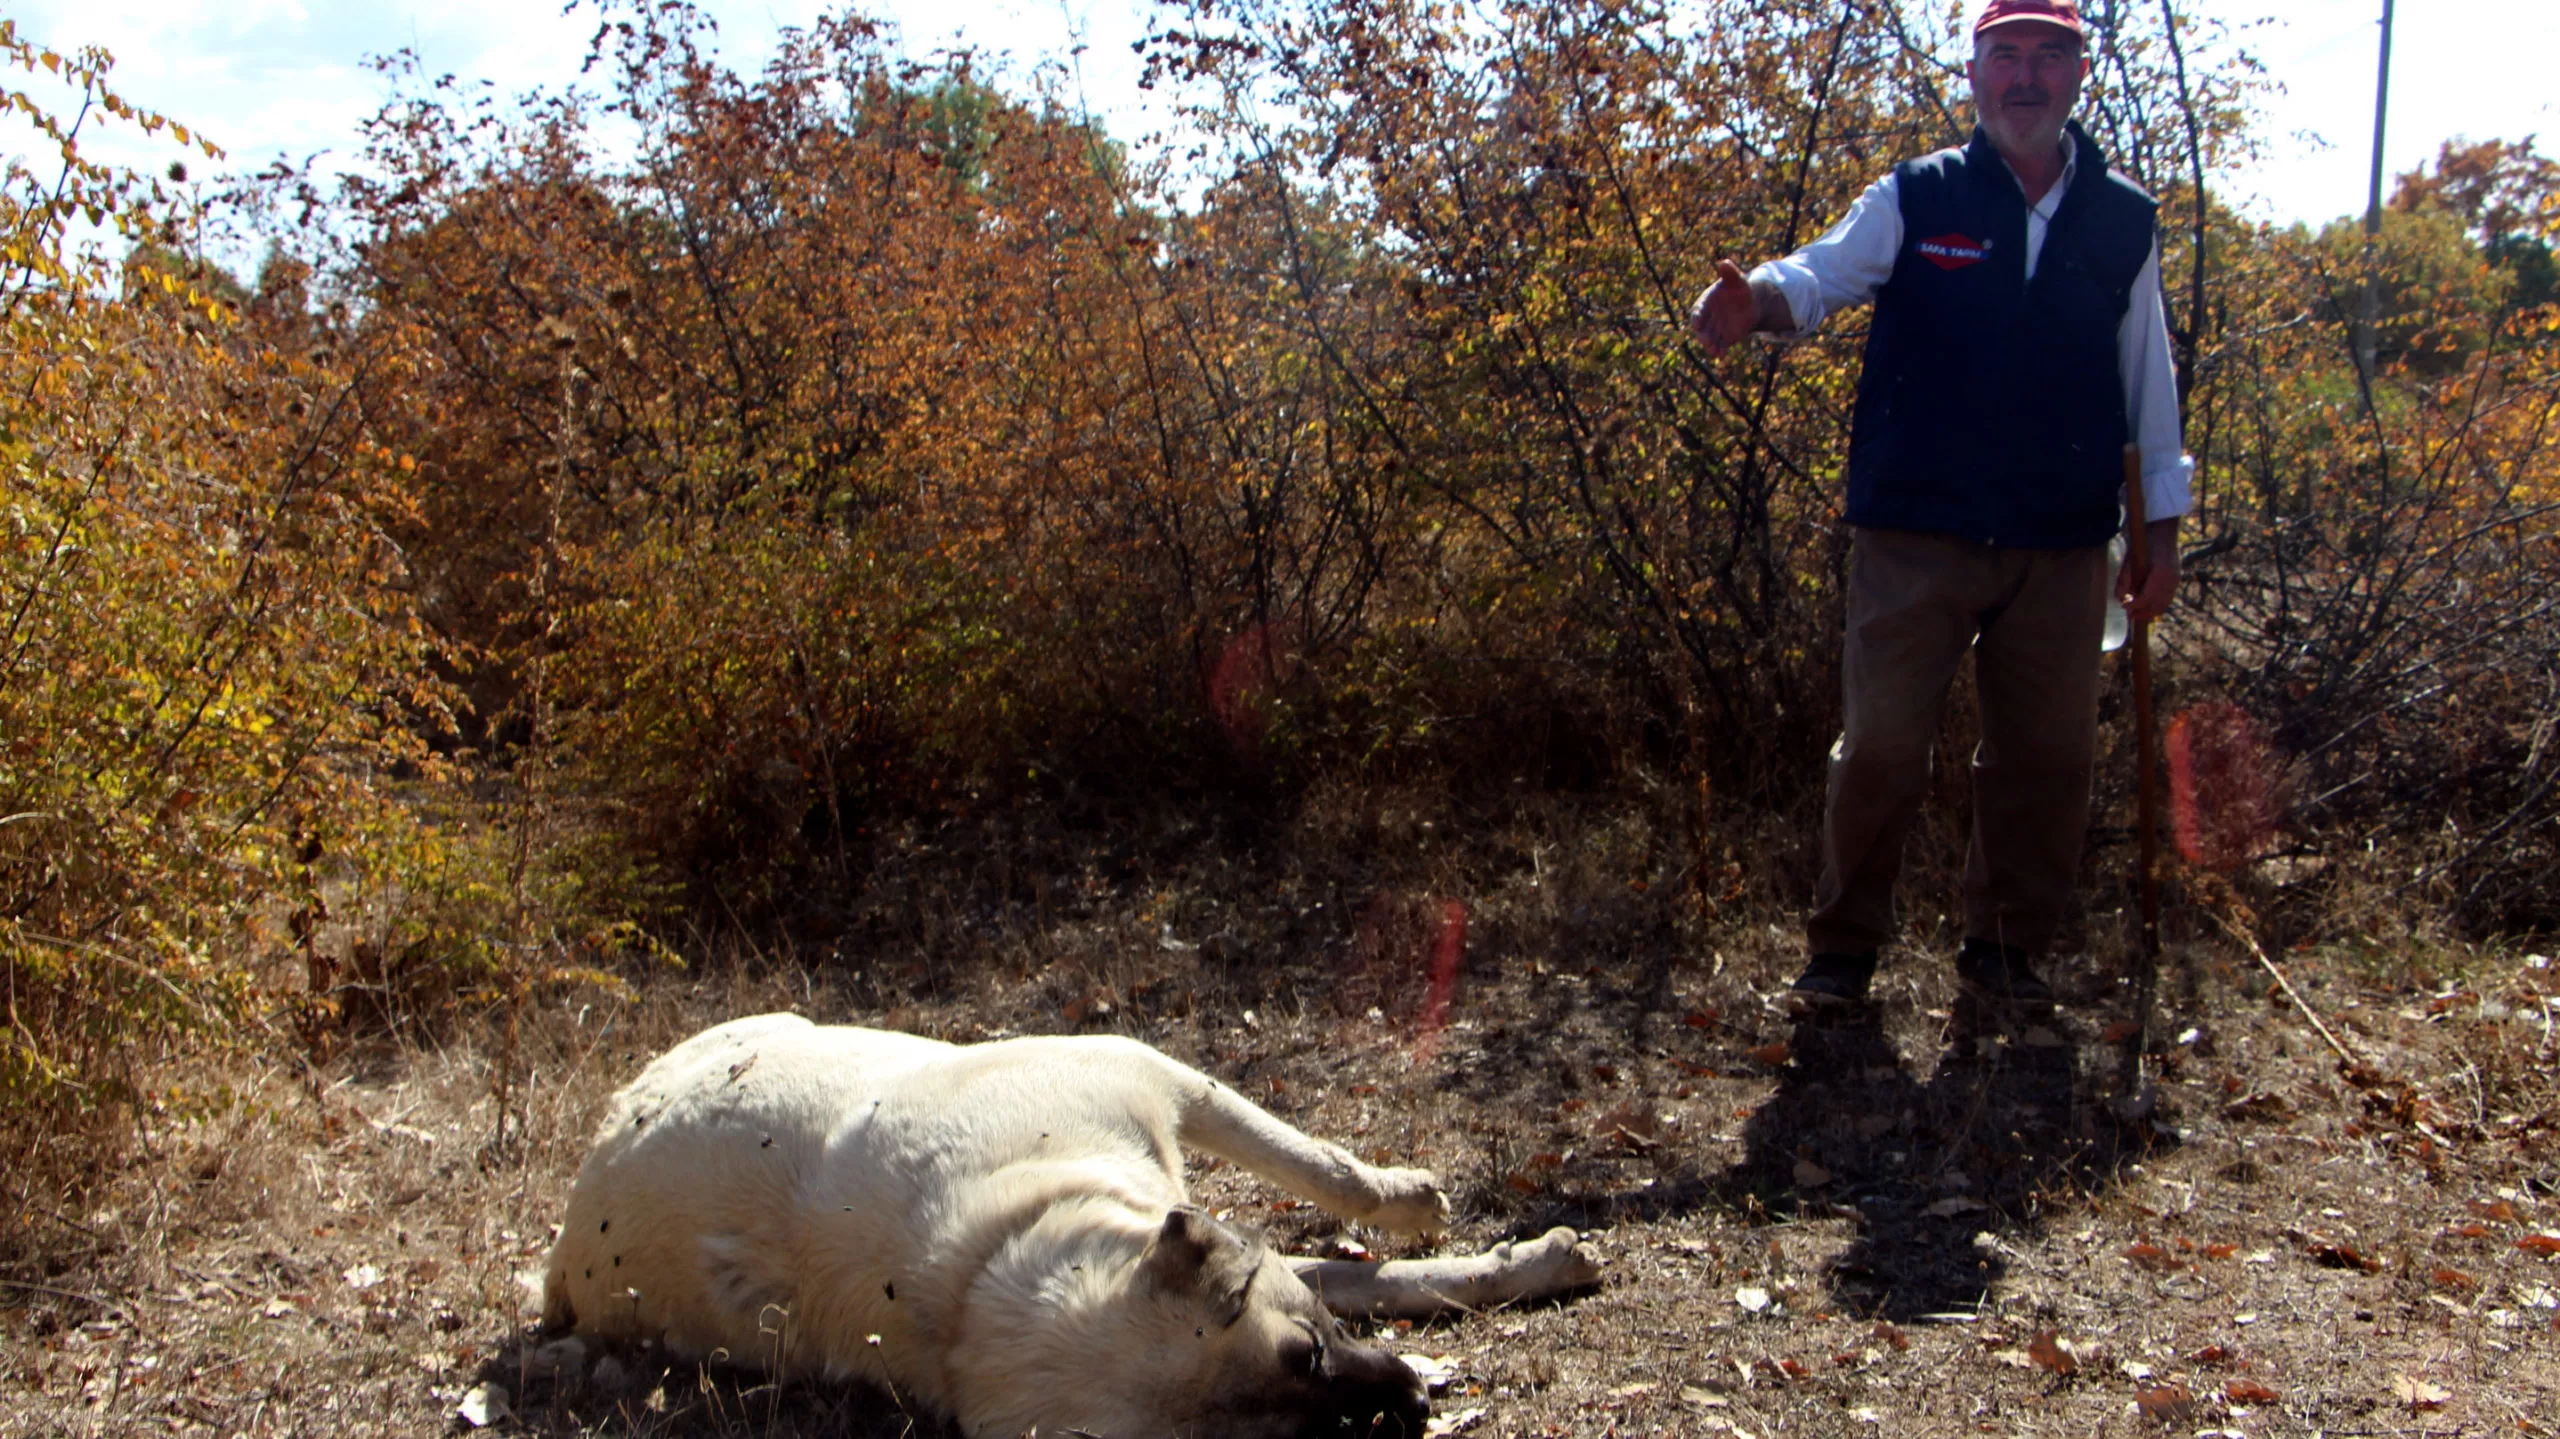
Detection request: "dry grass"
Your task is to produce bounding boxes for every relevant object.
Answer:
[3,789,2556,1438]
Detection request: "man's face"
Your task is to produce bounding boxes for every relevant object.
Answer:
[1968,22,2087,160]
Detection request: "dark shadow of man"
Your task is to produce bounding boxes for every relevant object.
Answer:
[1729,1005,2165,1319]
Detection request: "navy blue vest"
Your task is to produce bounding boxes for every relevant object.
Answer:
[1845,122,2157,548]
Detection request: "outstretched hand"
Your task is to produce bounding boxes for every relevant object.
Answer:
[1687,258,1759,357]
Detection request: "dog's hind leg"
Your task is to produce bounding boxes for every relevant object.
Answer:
[1166,1069,1450,1236]
[1289,1227,1603,1320]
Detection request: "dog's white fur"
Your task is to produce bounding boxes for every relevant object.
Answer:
[543,1014,1597,1438]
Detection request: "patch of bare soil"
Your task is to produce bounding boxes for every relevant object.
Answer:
[4,794,2555,1437]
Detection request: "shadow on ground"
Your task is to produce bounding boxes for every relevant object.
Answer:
[1731,1002,2171,1320]
[473,1333,943,1438]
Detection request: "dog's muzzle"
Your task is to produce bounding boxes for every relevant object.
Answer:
[1313,1342,1430,1437]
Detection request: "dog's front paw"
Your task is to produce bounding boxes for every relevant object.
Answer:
[1363,1168,1451,1236]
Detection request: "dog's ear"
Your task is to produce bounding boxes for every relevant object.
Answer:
[1138,1208,1261,1317]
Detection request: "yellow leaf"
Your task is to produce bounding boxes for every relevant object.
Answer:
[2391,1375,2450,1410]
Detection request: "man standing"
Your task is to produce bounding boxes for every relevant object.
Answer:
[1689,0,2188,1017]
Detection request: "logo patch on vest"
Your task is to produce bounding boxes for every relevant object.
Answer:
[1916,233,1992,270]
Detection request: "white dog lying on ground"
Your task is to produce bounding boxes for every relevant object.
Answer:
[542,1013,1600,1438]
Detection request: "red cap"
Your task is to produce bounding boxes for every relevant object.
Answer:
[1974,0,2086,38]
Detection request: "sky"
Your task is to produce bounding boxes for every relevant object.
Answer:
[6,0,2555,242]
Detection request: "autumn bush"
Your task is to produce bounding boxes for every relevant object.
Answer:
[0,25,675,1196]
[2167,154,2560,933]
[0,27,449,1183]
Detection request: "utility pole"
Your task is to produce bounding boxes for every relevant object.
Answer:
[2355,0,2395,411]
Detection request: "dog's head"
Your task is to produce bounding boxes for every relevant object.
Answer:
[1135,1207,1429,1439]
[963,1206,1428,1439]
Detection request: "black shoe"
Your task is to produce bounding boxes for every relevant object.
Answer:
[1955,939,2055,1008]
[1781,951,1877,1017]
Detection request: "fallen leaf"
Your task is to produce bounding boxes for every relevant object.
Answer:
[458,1383,511,1428]
[2516,1233,2560,1257]
[1685,1010,1717,1028]
[2101,1018,2141,1044]
[2224,1379,2280,1404]
[2133,1385,2194,1424]
[2432,1266,2478,1291]
[1775,1358,1808,1379]
[2310,1241,2383,1273]
[2185,1343,2233,1366]
[1679,1385,1728,1409]
[2027,1331,2078,1375]
[1601,1105,1663,1148]
[1401,1354,1457,1393]
[343,1264,385,1290]
[1734,1286,1773,1314]
[1792,1159,1834,1188]
[2201,1242,2238,1259]
[1747,1042,1791,1068]
[1922,1197,1987,1219]
[2124,1242,2182,1272]
[2391,1375,2451,1410]
[2472,1198,2520,1223]
[1871,1321,1909,1351]
[1605,1381,1656,1400]
[1855,1113,1895,1140]
[2220,1092,2290,1121]
[1423,1405,1487,1437]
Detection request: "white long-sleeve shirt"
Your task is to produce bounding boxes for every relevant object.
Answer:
[1751,142,2194,523]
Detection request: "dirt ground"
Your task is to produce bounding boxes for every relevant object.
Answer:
[4,794,2556,1438]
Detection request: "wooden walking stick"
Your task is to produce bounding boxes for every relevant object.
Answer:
[2119,443,2162,1100]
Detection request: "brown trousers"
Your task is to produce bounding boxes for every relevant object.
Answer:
[1807,527,2110,960]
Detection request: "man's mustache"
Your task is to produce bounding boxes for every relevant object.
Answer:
[2000,88,2052,106]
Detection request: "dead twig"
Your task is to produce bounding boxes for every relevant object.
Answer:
[0,1276,112,1308]
[2204,896,2364,1071]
